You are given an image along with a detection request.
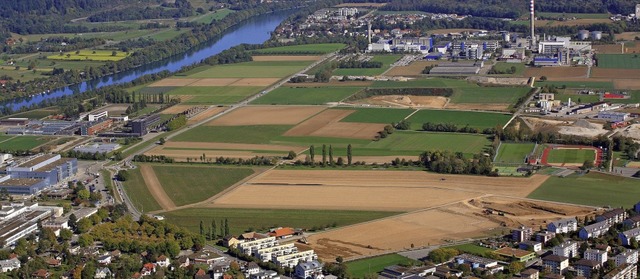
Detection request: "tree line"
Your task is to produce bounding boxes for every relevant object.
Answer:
[338,58,383,69]
[346,87,453,102]
[88,0,194,22]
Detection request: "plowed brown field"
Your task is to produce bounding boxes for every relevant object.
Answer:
[525,67,588,79]
[187,107,227,124]
[188,78,239,86]
[160,105,195,114]
[228,78,280,87]
[206,106,325,126]
[284,109,384,139]
[591,68,640,79]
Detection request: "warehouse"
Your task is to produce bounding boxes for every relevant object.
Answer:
[0,154,77,195]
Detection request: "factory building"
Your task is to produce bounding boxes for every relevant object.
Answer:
[0,154,78,195]
[0,202,61,248]
[131,114,161,136]
[88,111,108,122]
[81,119,113,136]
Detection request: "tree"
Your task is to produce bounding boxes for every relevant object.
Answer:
[159,137,165,145]
[336,256,343,263]
[508,261,524,274]
[347,144,352,165]
[59,228,73,241]
[322,144,327,166]
[112,51,118,56]
[287,150,297,160]
[211,219,216,240]
[329,145,334,165]
[224,218,229,236]
[581,160,595,170]
[69,213,77,230]
[77,189,90,200]
[200,220,205,236]
[540,75,548,81]
[309,145,315,163]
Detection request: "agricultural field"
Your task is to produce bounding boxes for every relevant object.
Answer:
[333,55,402,76]
[0,136,52,152]
[1,108,58,119]
[597,54,640,69]
[47,50,131,61]
[371,78,472,88]
[339,108,414,124]
[251,87,362,105]
[181,61,310,78]
[407,109,512,130]
[346,254,420,278]
[150,165,255,206]
[166,86,262,104]
[546,148,596,164]
[528,172,640,207]
[364,131,491,157]
[173,125,293,144]
[449,87,531,108]
[535,80,614,90]
[121,167,162,212]
[162,208,399,236]
[251,43,346,54]
[448,243,493,256]
[495,143,536,163]
[490,62,525,76]
[192,8,235,24]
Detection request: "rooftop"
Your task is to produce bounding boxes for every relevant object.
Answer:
[543,255,568,262]
[16,154,58,168]
[0,178,43,187]
[456,254,497,265]
[494,247,534,258]
[35,158,73,172]
[575,258,600,268]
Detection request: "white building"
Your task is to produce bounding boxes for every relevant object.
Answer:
[294,260,323,279]
[88,111,108,122]
[0,258,20,273]
[615,250,638,266]
[584,248,608,264]
[604,263,638,279]
[598,111,630,122]
[274,250,317,268]
[552,241,578,258]
[256,243,297,262]
[239,237,277,256]
[548,217,578,234]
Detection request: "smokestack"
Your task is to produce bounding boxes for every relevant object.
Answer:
[367,21,372,44]
[530,0,535,49]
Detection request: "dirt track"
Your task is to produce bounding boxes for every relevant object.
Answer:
[139,165,176,210]
[207,106,325,126]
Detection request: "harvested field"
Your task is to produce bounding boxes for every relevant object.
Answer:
[284,109,387,139]
[306,195,592,260]
[251,55,321,61]
[228,78,280,87]
[145,146,287,161]
[188,78,239,86]
[160,105,195,114]
[186,107,226,124]
[591,68,640,79]
[206,106,325,126]
[283,81,374,87]
[524,67,587,79]
[354,95,448,108]
[594,44,623,54]
[614,79,640,90]
[284,109,353,136]
[139,165,176,210]
[445,103,511,111]
[385,61,439,76]
[161,141,305,152]
[149,78,198,87]
[618,32,640,40]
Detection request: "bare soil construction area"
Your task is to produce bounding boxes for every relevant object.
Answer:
[149,78,199,87]
[187,107,227,124]
[306,195,593,260]
[354,95,448,109]
[139,165,176,210]
[228,78,280,87]
[252,55,321,61]
[284,109,385,139]
[206,106,325,126]
[525,67,588,79]
[386,61,439,76]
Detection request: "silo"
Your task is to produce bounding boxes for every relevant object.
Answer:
[502,32,511,42]
[577,30,589,40]
[591,31,602,40]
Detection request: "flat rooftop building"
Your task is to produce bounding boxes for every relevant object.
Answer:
[0,154,77,195]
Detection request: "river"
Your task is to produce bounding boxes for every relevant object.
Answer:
[6,11,292,111]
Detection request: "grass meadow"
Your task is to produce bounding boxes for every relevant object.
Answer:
[535,80,614,90]
[251,43,346,54]
[490,62,525,76]
[172,125,293,144]
[2,108,57,119]
[167,86,262,104]
[546,148,596,164]
[122,167,162,212]
[597,54,640,69]
[407,109,512,130]
[251,87,362,105]
[346,254,420,278]
[0,136,52,152]
[495,143,535,163]
[451,87,531,105]
[47,50,131,61]
[180,61,309,78]
[333,55,402,76]
[339,108,414,124]
[364,131,491,156]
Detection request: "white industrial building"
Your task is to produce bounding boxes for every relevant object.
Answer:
[598,111,630,122]
[88,111,108,122]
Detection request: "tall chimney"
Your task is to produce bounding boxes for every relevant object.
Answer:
[367,21,372,44]
[530,0,536,49]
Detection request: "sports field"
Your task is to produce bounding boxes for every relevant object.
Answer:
[495,143,535,163]
[546,148,596,164]
[151,165,255,206]
[47,50,130,61]
[251,87,361,105]
[528,172,640,207]
[333,55,402,76]
[407,109,512,130]
[339,108,414,124]
[597,54,640,69]
[166,86,261,104]
[251,43,345,54]
[346,254,419,278]
[162,208,399,236]
[121,167,162,212]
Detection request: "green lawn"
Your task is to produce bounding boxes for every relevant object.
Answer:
[333,55,402,76]
[340,108,414,124]
[167,86,262,104]
[2,108,57,119]
[451,87,531,105]
[192,8,234,24]
[448,243,493,256]
[182,61,309,78]
[252,87,362,105]
[163,208,400,236]
[364,131,491,156]
[47,50,131,61]
[251,43,346,54]
[145,29,190,41]
[528,172,640,207]
[0,136,51,152]
[536,80,614,90]
[490,62,526,76]
[151,165,255,206]
[546,148,596,164]
[346,254,420,278]
[554,93,601,104]
[122,167,162,212]
[495,143,535,163]
[597,54,640,69]
[407,109,512,130]
[172,125,292,144]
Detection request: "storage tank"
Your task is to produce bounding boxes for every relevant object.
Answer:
[577,30,590,40]
[591,31,603,40]
[502,32,511,42]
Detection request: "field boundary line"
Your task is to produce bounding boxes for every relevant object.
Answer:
[139,164,176,211]
[403,109,420,120]
[0,136,16,144]
[493,141,503,162]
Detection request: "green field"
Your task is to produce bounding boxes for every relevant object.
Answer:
[122,167,162,212]
[537,12,610,19]
[546,148,596,164]
[495,143,535,163]
[451,87,531,105]
[167,86,262,104]
[448,243,493,256]
[163,208,400,236]
[597,54,640,69]
[554,93,601,104]
[192,8,234,24]
[333,55,402,76]
[364,131,491,156]
[251,43,346,54]
[0,136,51,152]
[407,110,512,130]
[251,87,362,105]
[151,165,255,206]
[371,78,473,88]
[172,125,293,144]
[346,254,420,278]
[2,108,57,119]
[490,62,526,76]
[47,50,131,61]
[536,80,614,90]
[181,61,309,78]
[528,172,640,207]
[340,108,414,124]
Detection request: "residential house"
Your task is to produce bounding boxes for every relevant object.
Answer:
[634,201,640,214]
[455,254,503,274]
[245,262,260,277]
[596,208,628,226]
[536,231,556,244]
[189,250,227,265]
[623,215,640,229]
[434,266,464,278]
[493,247,537,262]
[239,237,277,256]
[520,268,540,279]
[269,227,296,239]
[156,255,170,268]
[595,244,612,252]
[0,258,20,273]
[274,250,317,268]
[519,241,543,252]
[45,258,61,268]
[195,269,210,279]
[213,267,225,279]
[250,270,280,279]
[379,265,436,279]
[32,269,50,278]
[615,249,638,266]
[512,226,533,242]
[542,274,564,279]
[579,221,611,240]
[95,267,112,279]
[257,243,297,262]
[584,248,608,264]
[97,255,112,265]
[223,235,241,248]
[547,217,578,233]
[552,241,578,258]
[542,255,569,274]
[574,259,601,277]
[604,263,638,279]
[177,256,190,268]
[111,250,122,258]
[141,263,156,276]
[294,260,323,279]
[239,232,264,241]
[620,227,640,246]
